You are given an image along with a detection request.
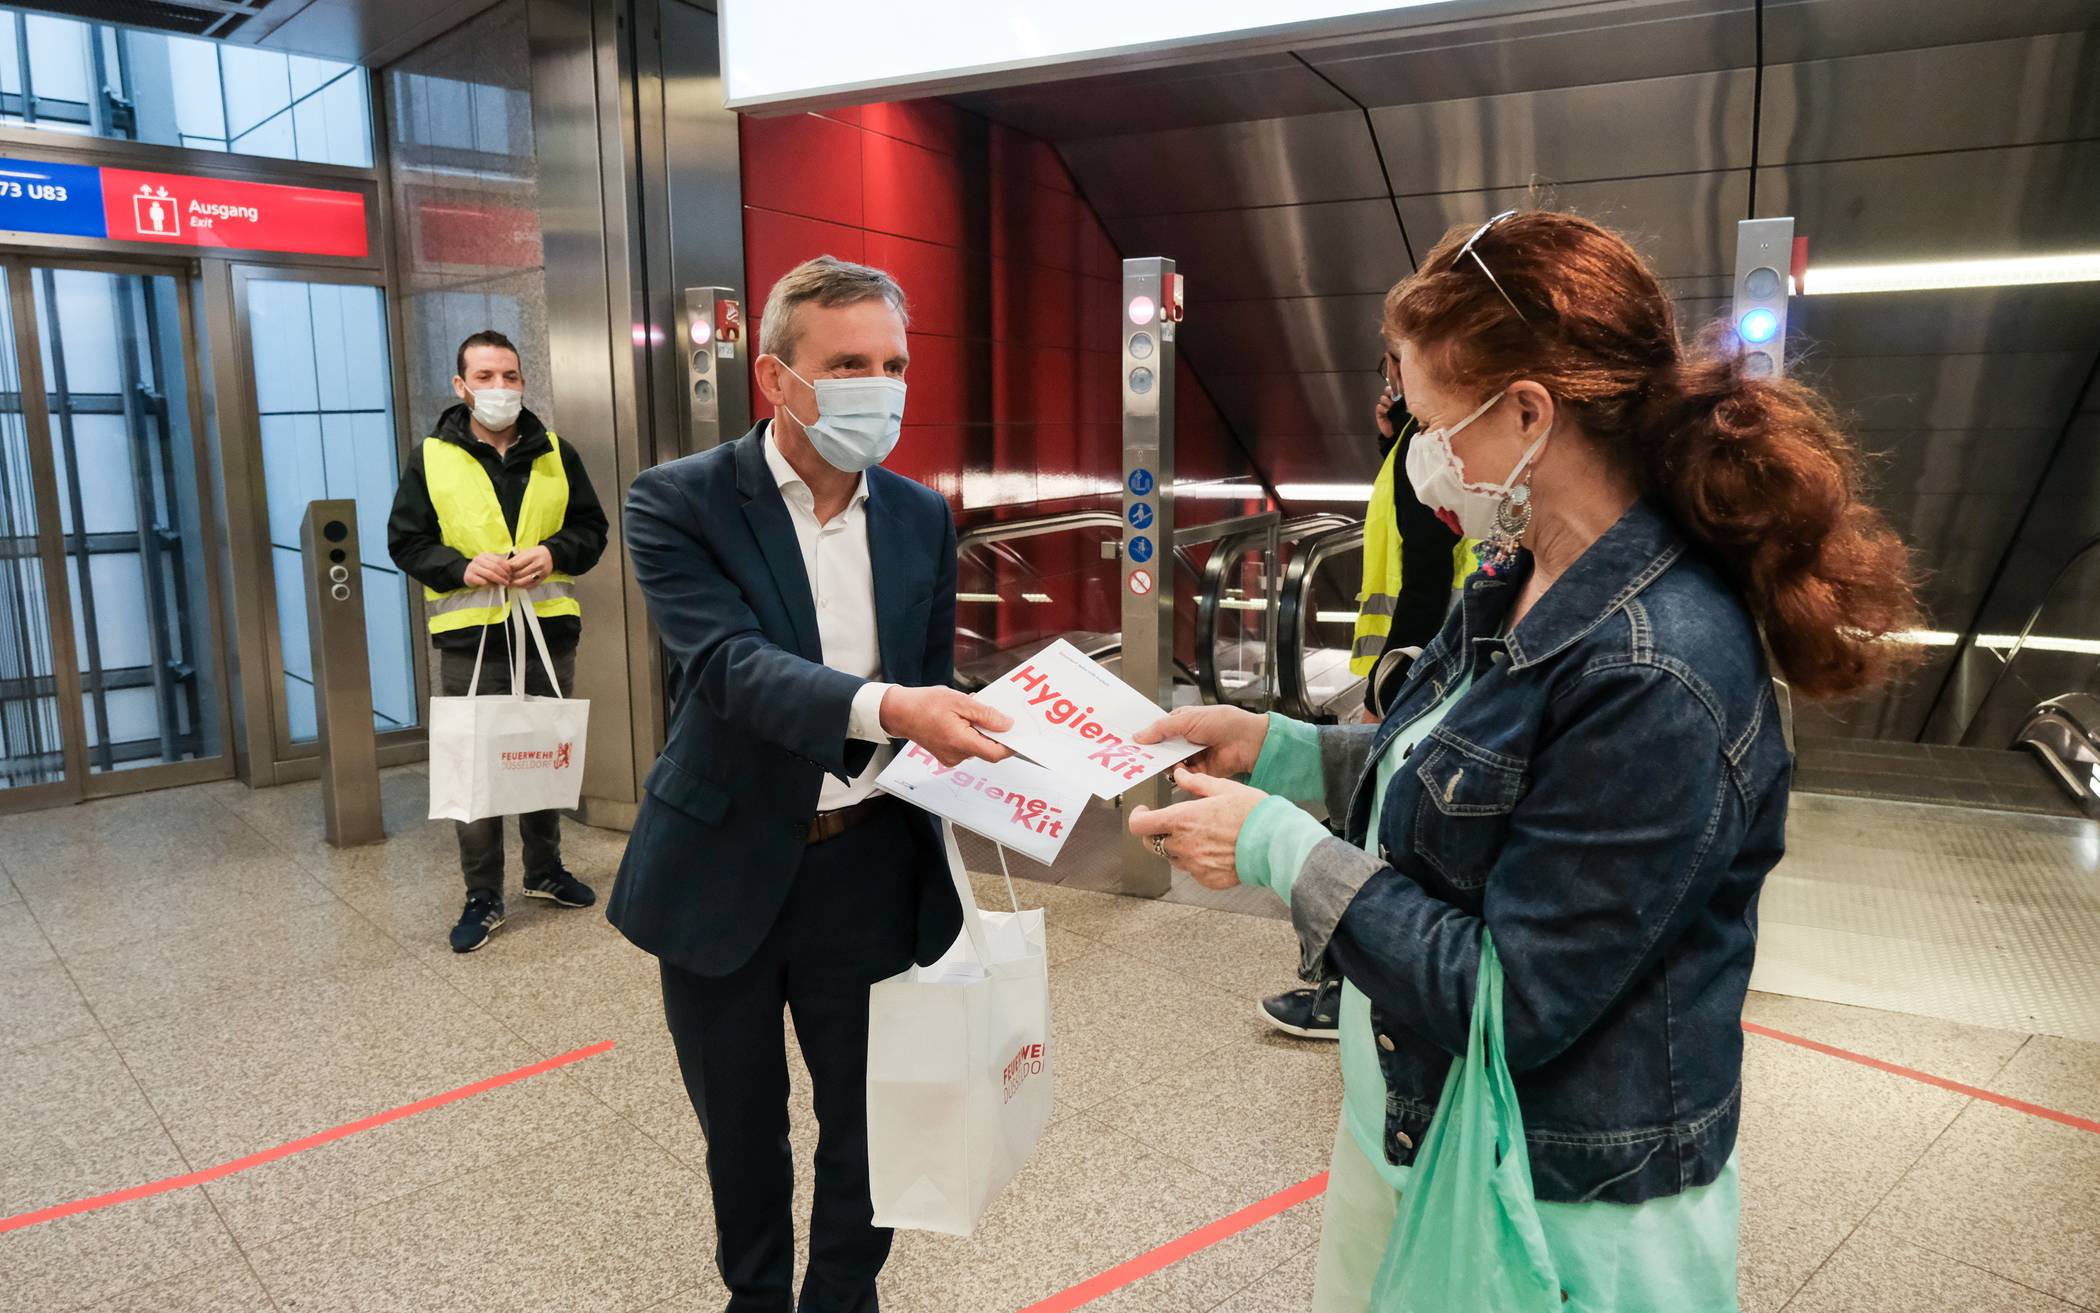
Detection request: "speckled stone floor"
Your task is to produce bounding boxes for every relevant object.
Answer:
[2,768,2095,1312]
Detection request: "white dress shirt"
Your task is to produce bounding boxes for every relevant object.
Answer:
[764,428,895,810]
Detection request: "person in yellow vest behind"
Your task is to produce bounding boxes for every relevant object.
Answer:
[1258,351,1474,1041]
[387,329,610,953]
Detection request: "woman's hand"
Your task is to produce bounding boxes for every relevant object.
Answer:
[1134,704,1269,779]
[1127,768,1267,890]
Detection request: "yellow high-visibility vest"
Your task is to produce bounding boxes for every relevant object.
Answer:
[421,433,580,633]
[1352,438,1477,676]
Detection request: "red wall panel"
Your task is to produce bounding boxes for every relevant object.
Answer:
[737,96,1261,621]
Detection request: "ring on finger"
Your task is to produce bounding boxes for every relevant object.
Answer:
[1149,833,1169,859]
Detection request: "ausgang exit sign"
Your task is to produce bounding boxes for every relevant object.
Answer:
[0,157,368,259]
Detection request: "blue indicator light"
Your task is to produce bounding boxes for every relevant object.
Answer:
[1737,307,1780,344]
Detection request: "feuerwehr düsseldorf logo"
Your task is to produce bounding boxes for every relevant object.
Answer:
[499,742,574,771]
[1001,1041,1045,1103]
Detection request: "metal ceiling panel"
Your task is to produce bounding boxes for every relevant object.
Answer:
[1102,200,1409,300]
[1859,429,2059,499]
[1175,294,1387,377]
[951,53,1353,141]
[1397,171,1750,280]
[1808,352,2094,432]
[1057,112,1387,218]
[1756,142,2100,264]
[1301,0,1749,107]
[1761,31,2100,166]
[1370,68,1752,195]
[1202,370,1368,439]
[1790,285,2100,359]
[1760,0,2100,65]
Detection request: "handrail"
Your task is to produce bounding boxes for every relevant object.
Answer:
[1953,530,2100,747]
[1277,522,1367,721]
[957,510,1123,554]
[1193,515,1361,707]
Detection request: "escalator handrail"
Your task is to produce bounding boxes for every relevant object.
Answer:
[1193,514,1362,706]
[1954,530,2100,747]
[1277,522,1367,721]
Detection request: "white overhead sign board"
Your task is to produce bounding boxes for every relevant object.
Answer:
[720,1,1469,110]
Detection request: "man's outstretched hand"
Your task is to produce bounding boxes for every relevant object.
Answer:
[881,686,1015,767]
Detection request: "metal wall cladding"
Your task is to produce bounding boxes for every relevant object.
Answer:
[950,53,1352,140]
[1756,141,2100,265]
[1791,285,2100,360]
[1369,68,1754,195]
[1173,294,1387,379]
[1102,200,1409,301]
[1761,31,2100,164]
[1808,353,2095,435]
[1399,171,1751,280]
[1059,112,1387,217]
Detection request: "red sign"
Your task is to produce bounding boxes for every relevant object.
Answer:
[101,167,367,258]
[1127,568,1153,596]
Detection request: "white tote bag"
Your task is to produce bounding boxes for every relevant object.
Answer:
[426,588,590,822]
[866,825,1053,1236]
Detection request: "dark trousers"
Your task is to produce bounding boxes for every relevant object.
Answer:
[437,639,578,896]
[660,800,920,1313]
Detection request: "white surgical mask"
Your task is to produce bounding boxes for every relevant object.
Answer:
[779,363,906,473]
[467,387,523,431]
[1404,391,1550,539]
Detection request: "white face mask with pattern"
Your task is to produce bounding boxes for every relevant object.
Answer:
[1403,390,1549,539]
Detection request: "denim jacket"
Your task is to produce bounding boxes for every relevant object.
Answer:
[1287,498,1791,1206]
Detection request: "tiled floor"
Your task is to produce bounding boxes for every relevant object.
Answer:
[2,768,2097,1312]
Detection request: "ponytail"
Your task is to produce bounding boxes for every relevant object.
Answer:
[1635,334,1921,698]
[1386,210,1920,701]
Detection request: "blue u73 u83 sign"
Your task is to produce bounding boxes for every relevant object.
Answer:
[0,158,107,239]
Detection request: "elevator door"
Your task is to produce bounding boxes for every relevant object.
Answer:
[0,258,233,811]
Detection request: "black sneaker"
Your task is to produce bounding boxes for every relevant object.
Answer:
[522,867,596,908]
[1259,976,1342,1040]
[451,892,505,953]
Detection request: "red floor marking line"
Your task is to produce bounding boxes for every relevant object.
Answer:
[1014,1171,1329,1313]
[0,1039,615,1236]
[1742,1022,2100,1134]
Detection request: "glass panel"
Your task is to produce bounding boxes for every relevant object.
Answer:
[0,5,372,167]
[0,267,68,789]
[247,279,415,743]
[32,267,223,775]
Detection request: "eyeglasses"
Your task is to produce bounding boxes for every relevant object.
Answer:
[1456,209,1531,326]
[1374,353,1396,385]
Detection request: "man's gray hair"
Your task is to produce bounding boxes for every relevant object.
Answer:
[758,255,910,364]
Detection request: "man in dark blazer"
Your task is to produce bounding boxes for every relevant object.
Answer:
[610,256,1011,1313]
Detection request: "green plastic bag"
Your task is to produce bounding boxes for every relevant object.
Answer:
[1371,931,1563,1312]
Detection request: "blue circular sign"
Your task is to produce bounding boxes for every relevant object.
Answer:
[1127,502,1154,530]
[1127,469,1154,496]
[1128,535,1154,564]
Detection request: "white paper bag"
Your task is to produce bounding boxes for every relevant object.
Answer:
[427,589,590,822]
[866,824,1052,1236]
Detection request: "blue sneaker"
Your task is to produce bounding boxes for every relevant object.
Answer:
[1259,976,1342,1040]
[523,867,597,908]
[450,892,505,953]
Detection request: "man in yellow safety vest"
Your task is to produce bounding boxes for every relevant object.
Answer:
[387,329,609,953]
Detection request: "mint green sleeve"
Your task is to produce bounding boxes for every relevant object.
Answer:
[1235,794,1332,905]
[1246,713,1323,804]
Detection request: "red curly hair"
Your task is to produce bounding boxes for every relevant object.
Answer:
[1385,211,1919,699]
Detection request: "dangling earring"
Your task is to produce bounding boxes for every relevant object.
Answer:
[1477,473,1534,577]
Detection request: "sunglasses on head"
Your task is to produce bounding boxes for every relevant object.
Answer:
[1456,209,1531,327]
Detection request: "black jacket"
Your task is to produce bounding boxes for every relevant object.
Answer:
[386,404,610,651]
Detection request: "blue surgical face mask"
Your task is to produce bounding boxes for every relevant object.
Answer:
[778,363,906,473]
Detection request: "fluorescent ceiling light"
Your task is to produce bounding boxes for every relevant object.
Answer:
[1801,252,2100,295]
[1886,629,2100,655]
[1276,483,1376,502]
[723,1,1465,109]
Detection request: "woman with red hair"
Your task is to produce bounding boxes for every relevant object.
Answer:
[1131,210,1917,1311]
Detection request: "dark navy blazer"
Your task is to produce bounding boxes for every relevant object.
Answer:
[606,423,964,978]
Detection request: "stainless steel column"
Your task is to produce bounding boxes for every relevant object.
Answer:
[1116,257,1177,897]
[300,500,385,846]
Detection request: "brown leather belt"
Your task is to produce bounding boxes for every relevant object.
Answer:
[806,792,893,844]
